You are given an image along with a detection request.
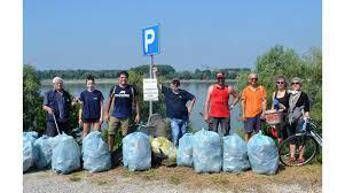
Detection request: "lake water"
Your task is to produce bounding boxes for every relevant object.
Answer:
[41,82,243,133]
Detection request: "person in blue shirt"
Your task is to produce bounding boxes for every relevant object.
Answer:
[104,71,140,152]
[78,75,104,138]
[43,77,73,137]
[153,67,196,147]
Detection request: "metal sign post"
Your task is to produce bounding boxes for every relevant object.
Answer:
[149,54,154,116]
[142,24,160,117]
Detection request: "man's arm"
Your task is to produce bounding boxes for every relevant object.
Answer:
[229,86,239,109]
[203,86,213,122]
[152,67,162,90]
[42,92,54,114]
[187,97,196,115]
[240,89,246,121]
[241,98,246,121]
[134,95,140,123]
[43,105,54,115]
[103,96,112,122]
[261,87,267,117]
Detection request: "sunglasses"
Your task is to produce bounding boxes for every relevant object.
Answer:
[251,78,258,81]
[291,82,300,85]
[217,77,225,80]
[276,81,285,85]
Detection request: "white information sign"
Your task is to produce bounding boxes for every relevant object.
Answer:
[143,78,159,101]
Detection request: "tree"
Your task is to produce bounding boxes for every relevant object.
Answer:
[23,65,45,132]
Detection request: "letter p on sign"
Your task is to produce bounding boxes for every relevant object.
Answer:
[142,25,159,55]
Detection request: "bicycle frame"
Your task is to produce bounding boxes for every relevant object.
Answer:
[304,120,322,147]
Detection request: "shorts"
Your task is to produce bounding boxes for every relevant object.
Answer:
[82,117,100,124]
[108,116,132,136]
[208,117,230,137]
[244,115,261,133]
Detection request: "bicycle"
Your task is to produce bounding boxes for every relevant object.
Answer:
[278,118,322,166]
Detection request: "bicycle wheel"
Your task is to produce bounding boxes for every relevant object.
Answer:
[279,134,318,166]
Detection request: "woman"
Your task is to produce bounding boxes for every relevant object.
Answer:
[78,75,104,138]
[270,76,290,143]
[287,77,310,164]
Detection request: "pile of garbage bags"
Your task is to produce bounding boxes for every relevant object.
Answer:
[51,133,81,174]
[82,131,111,173]
[193,129,222,173]
[122,132,151,171]
[23,132,39,172]
[150,137,177,163]
[222,134,250,172]
[175,131,279,175]
[177,133,194,167]
[247,133,279,175]
[33,135,54,169]
[23,127,279,175]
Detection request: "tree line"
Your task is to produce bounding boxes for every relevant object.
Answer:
[37,65,250,80]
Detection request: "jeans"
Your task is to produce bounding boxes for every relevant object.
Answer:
[170,118,188,147]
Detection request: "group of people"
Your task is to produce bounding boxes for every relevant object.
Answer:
[42,68,310,163]
[42,71,140,152]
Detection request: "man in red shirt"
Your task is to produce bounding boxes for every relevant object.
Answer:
[203,71,239,136]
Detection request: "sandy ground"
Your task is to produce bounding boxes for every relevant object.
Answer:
[23,164,321,193]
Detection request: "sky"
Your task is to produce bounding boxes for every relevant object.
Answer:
[23,0,321,71]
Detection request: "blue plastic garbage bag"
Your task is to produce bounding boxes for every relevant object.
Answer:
[82,131,111,173]
[177,133,194,167]
[193,129,222,173]
[51,133,81,174]
[34,135,54,169]
[122,132,151,171]
[24,131,38,141]
[222,134,250,172]
[23,132,39,172]
[247,133,279,175]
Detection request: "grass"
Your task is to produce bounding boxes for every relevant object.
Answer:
[168,175,181,185]
[67,170,86,182]
[68,175,82,182]
[53,163,321,192]
[141,169,159,180]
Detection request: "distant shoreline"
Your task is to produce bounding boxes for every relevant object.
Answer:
[40,79,237,85]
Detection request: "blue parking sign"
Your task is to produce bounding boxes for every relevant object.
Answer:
[142,25,159,55]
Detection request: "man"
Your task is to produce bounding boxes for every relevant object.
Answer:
[42,77,73,137]
[153,67,196,147]
[104,71,140,152]
[203,71,239,137]
[241,73,267,142]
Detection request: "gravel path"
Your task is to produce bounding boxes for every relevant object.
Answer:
[23,165,322,193]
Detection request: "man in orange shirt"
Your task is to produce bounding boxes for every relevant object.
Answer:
[241,73,267,142]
